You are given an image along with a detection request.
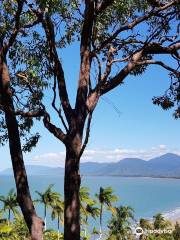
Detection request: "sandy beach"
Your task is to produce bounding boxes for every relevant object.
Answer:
[163,207,180,225]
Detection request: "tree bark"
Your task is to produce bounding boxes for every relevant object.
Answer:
[0,57,44,240]
[100,204,103,237]
[44,205,47,230]
[64,141,81,240]
[8,210,10,225]
[58,216,60,240]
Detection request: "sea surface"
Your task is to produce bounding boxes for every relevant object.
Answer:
[0,175,180,230]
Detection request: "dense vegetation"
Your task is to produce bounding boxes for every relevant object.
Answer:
[0,186,180,240]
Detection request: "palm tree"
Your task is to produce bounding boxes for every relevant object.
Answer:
[173,222,180,240]
[0,208,3,219]
[35,184,60,230]
[108,206,134,240]
[80,187,100,238]
[139,218,152,230]
[51,198,64,240]
[95,187,118,237]
[153,213,171,230]
[139,218,152,240]
[0,189,19,225]
[85,203,100,238]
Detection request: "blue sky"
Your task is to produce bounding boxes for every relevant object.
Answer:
[1,44,180,170]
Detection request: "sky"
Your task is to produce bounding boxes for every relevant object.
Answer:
[1,44,180,171]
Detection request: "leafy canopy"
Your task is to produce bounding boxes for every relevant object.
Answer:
[0,0,179,151]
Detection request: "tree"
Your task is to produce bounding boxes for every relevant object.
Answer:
[0,189,19,224]
[153,214,172,239]
[153,213,171,230]
[173,222,180,240]
[139,218,153,240]
[95,187,118,236]
[139,218,152,230]
[80,187,100,238]
[0,1,44,239]
[107,206,134,240]
[51,198,64,240]
[12,216,30,239]
[0,1,180,240]
[36,184,61,230]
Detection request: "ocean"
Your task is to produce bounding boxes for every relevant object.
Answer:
[0,175,180,230]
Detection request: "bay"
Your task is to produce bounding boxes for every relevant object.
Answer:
[1,175,180,230]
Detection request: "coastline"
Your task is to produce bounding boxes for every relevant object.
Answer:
[82,174,180,180]
[163,207,180,224]
[1,174,180,226]
[2,173,180,180]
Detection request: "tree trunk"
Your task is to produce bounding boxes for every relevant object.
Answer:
[58,216,60,240]
[100,204,103,237]
[64,144,81,240]
[8,210,10,225]
[0,58,44,240]
[44,205,47,230]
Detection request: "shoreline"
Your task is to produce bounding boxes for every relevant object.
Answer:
[82,174,180,180]
[163,207,180,224]
[141,207,180,225]
[0,172,180,180]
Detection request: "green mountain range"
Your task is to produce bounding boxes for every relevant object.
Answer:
[1,153,180,178]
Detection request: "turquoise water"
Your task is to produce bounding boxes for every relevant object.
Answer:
[1,175,180,229]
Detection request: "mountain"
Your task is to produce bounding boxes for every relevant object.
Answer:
[1,153,180,178]
[148,153,180,177]
[1,165,64,176]
[93,153,180,177]
[95,158,150,176]
[80,162,109,175]
[79,153,180,177]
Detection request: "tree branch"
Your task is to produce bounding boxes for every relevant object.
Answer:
[75,0,95,120]
[52,75,68,132]
[16,72,67,143]
[136,60,180,76]
[143,42,180,58]
[101,46,117,82]
[95,0,114,14]
[147,0,164,8]
[79,111,92,159]
[96,0,178,52]
[94,41,180,95]
[23,17,42,29]
[15,109,44,117]
[43,111,66,143]
[3,0,24,55]
[98,50,144,95]
[42,13,73,125]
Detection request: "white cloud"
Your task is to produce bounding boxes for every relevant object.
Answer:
[28,145,180,167]
[31,151,66,167]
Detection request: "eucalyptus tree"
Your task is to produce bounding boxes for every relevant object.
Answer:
[0,189,19,224]
[95,187,118,236]
[0,1,180,240]
[36,184,61,230]
[0,1,45,239]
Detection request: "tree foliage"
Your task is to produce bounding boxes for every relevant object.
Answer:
[0,0,179,150]
[0,189,19,222]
